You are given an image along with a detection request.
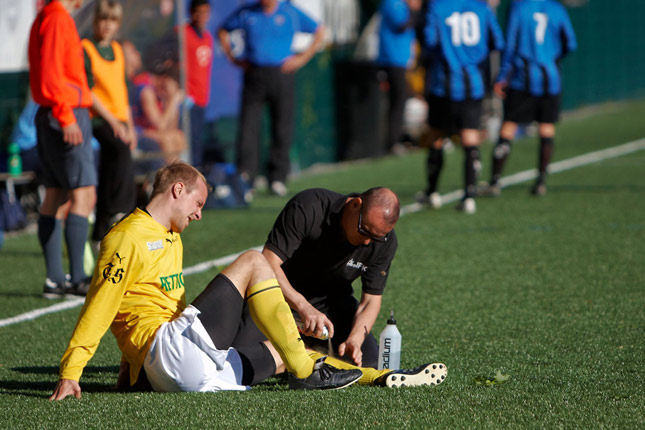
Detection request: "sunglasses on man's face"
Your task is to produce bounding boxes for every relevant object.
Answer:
[357,206,388,242]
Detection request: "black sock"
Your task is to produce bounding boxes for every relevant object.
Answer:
[426,148,443,194]
[64,213,89,284]
[38,215,65,284]
[538,137,554,183]
[464,146,480,198]
[491,137,511,185]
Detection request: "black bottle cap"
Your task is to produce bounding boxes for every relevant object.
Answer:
[387,310,396,325]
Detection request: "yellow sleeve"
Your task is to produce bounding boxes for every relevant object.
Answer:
[59,230,142,381]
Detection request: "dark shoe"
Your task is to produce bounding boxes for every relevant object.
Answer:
[376,363,447,388]
[288,357,362,390]
[42,278,71,299]
[477,182,501,197]
[531,182,547,196]
[70,277,92,296]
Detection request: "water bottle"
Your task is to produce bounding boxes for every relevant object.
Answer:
[378,310,401,370]
[8,143,22,176]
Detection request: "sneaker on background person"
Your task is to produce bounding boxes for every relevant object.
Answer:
[42,278,71,300]
[455,197,476,214]
[416,191,442,209]
[270,181,288,197]
[477,182,501,197]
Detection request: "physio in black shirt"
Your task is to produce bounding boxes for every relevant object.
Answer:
[263,187,400,368]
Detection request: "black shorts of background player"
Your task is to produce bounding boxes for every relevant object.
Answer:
[486,87,561,197]
[418,95,483,214]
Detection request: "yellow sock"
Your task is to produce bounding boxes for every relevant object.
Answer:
[307,351,391,385]
[246,279,314,379]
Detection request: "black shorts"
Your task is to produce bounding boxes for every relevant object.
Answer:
[35,107,96,189]
[504,90,560,124]
[427,96,482,132]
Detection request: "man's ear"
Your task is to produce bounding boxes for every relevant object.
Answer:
[171,182,184,198]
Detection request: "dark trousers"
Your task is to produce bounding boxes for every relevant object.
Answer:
[236,66,295,184]
[384,66,408,151]
[189,104,205,169]
[92,121,136,241]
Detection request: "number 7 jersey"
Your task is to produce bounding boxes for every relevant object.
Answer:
[424,0,504,101]
[497,0,577,96]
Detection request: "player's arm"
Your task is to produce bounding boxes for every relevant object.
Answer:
[50,232,138,400]
[217,28,236,64]
[217,8,248,68]
[338,292,382,367]
[383,0,418,33]
[39,13,82,144]
[422,3,439,49]
[495,4,519,96]
[139,83,182,132]
[558,8,577,59]
[281,25,327,73]
[262,247,334,339]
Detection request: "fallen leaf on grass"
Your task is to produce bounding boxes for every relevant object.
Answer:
[474,370,511,386]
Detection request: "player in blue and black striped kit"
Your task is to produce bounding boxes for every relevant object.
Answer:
[484,0,576,196]
[419,0,504,214]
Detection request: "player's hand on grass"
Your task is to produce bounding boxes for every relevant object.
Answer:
[338,336,363,367]
[62,123,83,146]
[49,379,81,401]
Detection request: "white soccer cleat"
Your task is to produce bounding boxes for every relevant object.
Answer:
[416,191,442,209]
[456,197,476,214]
[270,181,288,197]
[378,363,448,388]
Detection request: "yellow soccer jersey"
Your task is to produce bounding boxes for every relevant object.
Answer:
[60,208,186,385]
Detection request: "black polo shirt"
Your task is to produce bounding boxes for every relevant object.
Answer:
[265,188,398,302]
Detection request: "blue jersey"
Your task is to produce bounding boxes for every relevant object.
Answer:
[220,2,319,67]
[497,0,577,96]
[424,0,504,101]
[378,0,416,68]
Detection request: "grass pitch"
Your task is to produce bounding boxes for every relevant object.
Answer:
[0,99,644,429]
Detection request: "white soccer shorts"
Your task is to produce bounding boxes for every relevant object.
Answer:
[143,305,250,392]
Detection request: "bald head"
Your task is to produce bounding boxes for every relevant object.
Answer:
[360,187,400,226]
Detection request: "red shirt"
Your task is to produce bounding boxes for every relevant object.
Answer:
[28,1,92,128]
[184,23,213,108]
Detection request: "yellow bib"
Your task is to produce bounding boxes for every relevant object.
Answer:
[82,39,129,122]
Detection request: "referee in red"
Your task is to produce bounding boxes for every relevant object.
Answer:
[29,0,96,298]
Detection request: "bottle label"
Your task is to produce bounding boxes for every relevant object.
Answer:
[381,337,392,369]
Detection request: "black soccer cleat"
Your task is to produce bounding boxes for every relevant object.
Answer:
[376,363,448,388]
[288,357,362,390]
[69,277,92,296]
[531,181,547,196]
[42,278,71,300]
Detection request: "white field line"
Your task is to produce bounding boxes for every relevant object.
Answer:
[2,138,644,329]
[0,297,85,328]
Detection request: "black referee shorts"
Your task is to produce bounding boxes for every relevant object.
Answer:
[504,89,561,124]
[427,95,482,132]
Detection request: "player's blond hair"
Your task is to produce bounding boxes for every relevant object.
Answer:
[150,162,208,200]
[93,0,123,32]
